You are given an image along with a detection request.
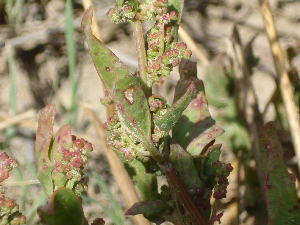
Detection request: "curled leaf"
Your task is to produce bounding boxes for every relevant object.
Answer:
[173,60,224,156]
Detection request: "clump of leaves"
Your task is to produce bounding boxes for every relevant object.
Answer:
[34,104,101,225]
[82,0,232,223]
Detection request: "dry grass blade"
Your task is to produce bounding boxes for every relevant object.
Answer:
[258,0,300,171]
[0,109,36,131]
[82,0,102,41]
[2,179,39,186]
[81,103,150,225]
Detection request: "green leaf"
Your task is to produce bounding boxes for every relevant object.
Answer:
[35,104,56,196]
[153,82,196,133]
[124,158,158,200]
[167,0,184,43]
[167,0,184,25]
[37,188,88,225]
[125,200,171,223]
[82,8,152,147]
[259,122,300,225]
[173,60,224,156]
[202,144,221,189]
[203,54,234,108]
[116,0,125,6]
[169,142,202,192]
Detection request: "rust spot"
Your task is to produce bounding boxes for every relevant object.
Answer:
[105,67,110,71]
[193,97,203,108]
[123,87,135,105]
[294,206,299,210]
[266,184,272,189]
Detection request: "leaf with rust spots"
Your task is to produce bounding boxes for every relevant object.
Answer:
[259,122,300,224]
[172,60,224,156]
[35,104,56,196]
[50,125,73,189]
[51,125,73,162]
[153,82,196,133]
[82,8,151,147]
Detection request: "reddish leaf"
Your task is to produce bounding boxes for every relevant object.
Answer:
[259,122,300,224]
[35,104,56,196]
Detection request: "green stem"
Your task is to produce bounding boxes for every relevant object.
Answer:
[131,20,151,96]
[146,142,164,164]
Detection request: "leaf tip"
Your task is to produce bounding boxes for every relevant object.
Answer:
[81,6,93,31]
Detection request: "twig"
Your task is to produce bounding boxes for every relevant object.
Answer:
[81,103,150,225]
[258,0,300,172]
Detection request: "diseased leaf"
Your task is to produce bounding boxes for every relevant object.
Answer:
[82,8,152,147]
[51,125,73,188]
[153,82,196,133]
[173,60,224,156]
[259,122,300,225]
[35,104,56,196]
[124,158,158,200]
[51,125,73,163]
[37,188,88,225]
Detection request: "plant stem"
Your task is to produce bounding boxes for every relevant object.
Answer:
[160,162,209,225]
[131,20,151,96]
